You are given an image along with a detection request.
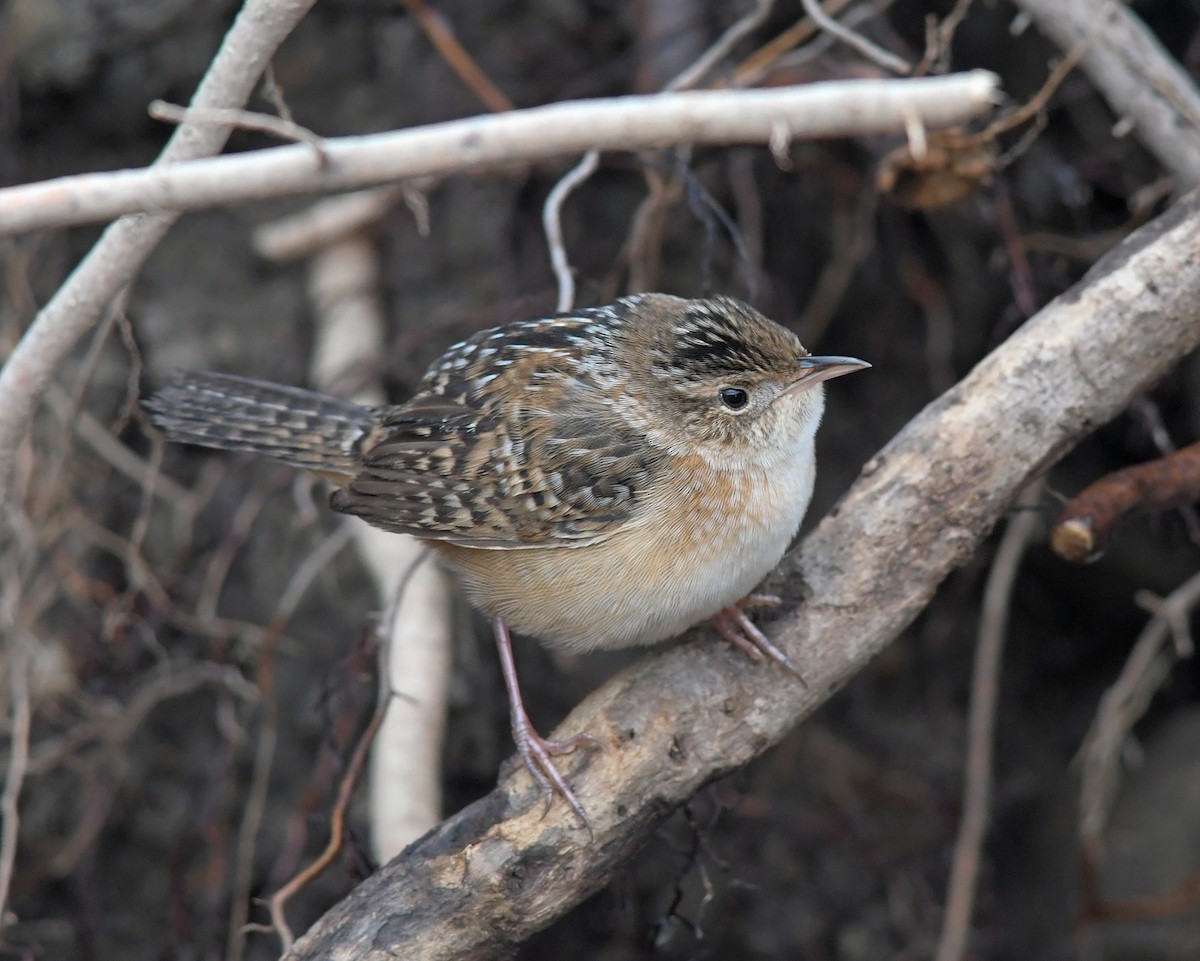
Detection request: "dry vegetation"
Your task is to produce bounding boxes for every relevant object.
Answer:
[2,1,1200,960]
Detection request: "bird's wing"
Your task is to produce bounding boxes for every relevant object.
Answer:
[329,314,655,548]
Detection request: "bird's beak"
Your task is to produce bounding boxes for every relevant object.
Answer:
[786,355,871,392]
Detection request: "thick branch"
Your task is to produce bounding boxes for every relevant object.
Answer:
[1013,0,1200,188]
[286,195,1200,960]
[0,74,998,238]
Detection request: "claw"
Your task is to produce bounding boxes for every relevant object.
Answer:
[711,600,806,685]
[511,712,601,826]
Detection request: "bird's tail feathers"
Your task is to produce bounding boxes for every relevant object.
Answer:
[145,371,375,478]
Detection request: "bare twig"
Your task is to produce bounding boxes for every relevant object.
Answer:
[400,0,514,113]
[1078,568,1200,867]
[26,661,257,877]
[544,151,600,312]
[935,484,1043,961]
[798,182,878,345]
[755,0,899,81]
[665,0,776,92]
[1050,441,1200,563]
[728,0,855,87]
[726,150,766,297]
[149,100,328,160]
[26,661,257,777]
[799,0,910,74]
[261,63,296,124]
[916,0,978,75]
[44,383,196,511]
[365,545,450,860]
[894,252,957,397]
[622,165,684,294]
[196,481,280,624]
[0,0,318,503]
[269,656,390,951]
[66,510,275,648]
[0,638,31,937]
[227,619,283,961]
[1131,397,1200,544]
[227,523,353,960]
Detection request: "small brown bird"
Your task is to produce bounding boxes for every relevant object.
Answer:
[146,293,868,823]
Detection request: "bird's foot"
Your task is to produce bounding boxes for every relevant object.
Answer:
[510,704,602,828]
[711,595,806,684]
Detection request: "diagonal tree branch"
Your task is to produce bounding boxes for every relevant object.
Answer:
[285,193,1200,960]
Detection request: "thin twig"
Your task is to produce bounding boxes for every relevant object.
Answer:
[623,166,684,294]
[400,0,514,112]
[44,382,196,512]
[895,252,957,396]
[277,524,355,615]
[935,483,1043,961]
[0,639,31,937]
[26,661,257,777]
[799,0,911,74]
[149,100,329,163]
[227,619,283,961]
[1078,568,1200,866]
[798,182,878,344]
[227,528,351,959]
[915,0,977,76]
[681,166,757,299]
[225,532,350,959]
[761,0,899,80]
[544,151,599,313]
[726,150,765,298]
[196,481,279,624]
[261,63,296,124]
[728,0,855,86]
[269,658,390,951]
[666,0,776,91]
[51,666,257,878]
[31,300,123,522]
[1131,398,1200,544]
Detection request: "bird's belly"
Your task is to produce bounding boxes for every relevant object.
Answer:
[435,454,815,652]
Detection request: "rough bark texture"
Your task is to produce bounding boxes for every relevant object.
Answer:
[286,193,1200,961]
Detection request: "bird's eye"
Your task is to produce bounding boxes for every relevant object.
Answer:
[718,386,749,410]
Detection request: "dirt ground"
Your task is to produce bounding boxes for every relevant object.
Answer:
[3,1,1200,959]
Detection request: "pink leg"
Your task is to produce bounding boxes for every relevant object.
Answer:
[710,597,805,684]
[493,616,600,826]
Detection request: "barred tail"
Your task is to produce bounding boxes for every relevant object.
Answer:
[144,371,376,478]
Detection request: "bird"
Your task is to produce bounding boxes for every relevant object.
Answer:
[145,293,869,825]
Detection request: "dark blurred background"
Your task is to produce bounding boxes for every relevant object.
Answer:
[2,1,1199,958]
